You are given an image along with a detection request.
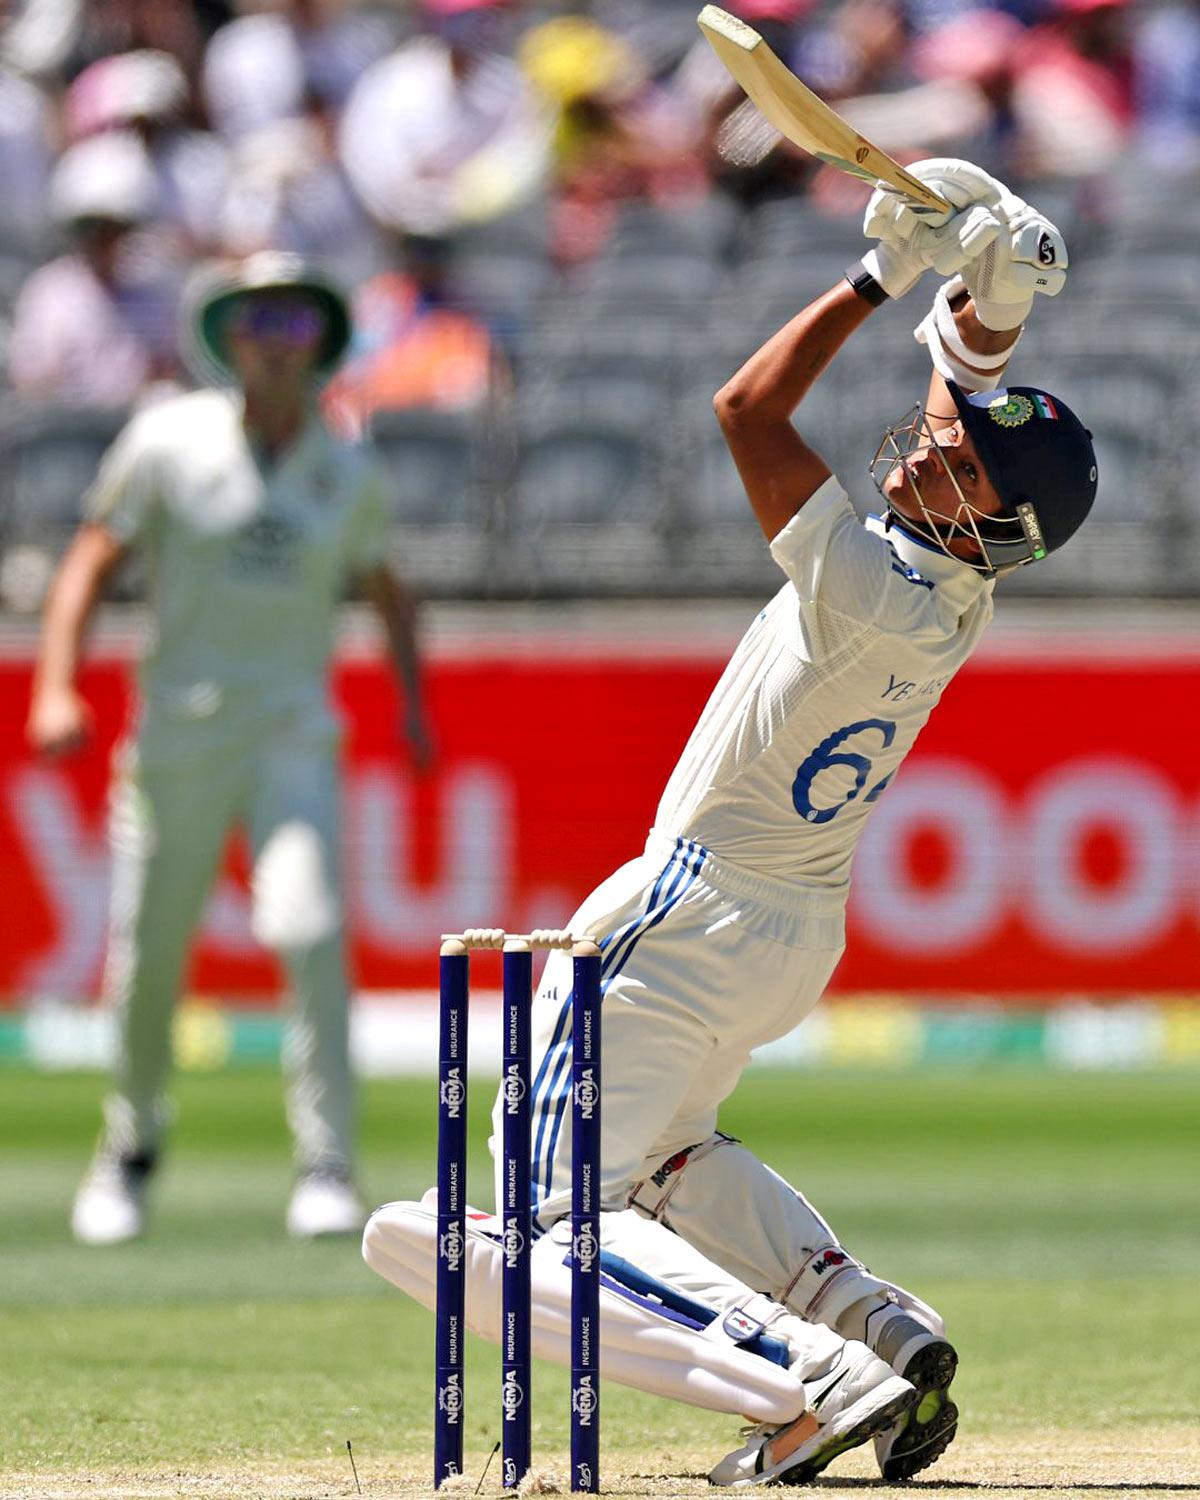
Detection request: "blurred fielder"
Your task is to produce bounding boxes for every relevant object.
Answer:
[28,254,431,1244]
[365,161,1097,1484]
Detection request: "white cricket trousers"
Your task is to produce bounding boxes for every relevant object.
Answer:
[99,708,354,1175]
[514,832,845,1228]
[490,833,913,1347]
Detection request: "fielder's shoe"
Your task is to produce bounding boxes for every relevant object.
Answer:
[71,1150,156,1245]
[708,1340,917,1488]
[286,1171,366,1238]
[871,1313,959,1480]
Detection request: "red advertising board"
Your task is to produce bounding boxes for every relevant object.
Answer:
[2,630,1198,1000]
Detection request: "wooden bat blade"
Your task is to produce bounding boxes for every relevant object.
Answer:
[697,5,949,213]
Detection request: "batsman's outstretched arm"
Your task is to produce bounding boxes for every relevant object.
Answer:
[28,522,126,757]
[713,279,877,543]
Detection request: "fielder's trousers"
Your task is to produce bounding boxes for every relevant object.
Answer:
[99,703,354,1175]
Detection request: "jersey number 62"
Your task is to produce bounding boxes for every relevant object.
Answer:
[792,717,897,825]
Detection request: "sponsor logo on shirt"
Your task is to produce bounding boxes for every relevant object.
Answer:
[227,512,301,577]
[810,1248,851,1276]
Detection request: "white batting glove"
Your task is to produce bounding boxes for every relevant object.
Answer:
[860,158,1005,299]
[866,158,1006,233]
[961,193,1069,330]
[860,205,1002,298]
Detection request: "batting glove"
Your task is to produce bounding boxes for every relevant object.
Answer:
[866,158,1006,234]
[859,157,1005,299]
[960,194,1068,330]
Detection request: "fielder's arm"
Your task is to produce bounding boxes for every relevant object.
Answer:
[362,562,433,769]
[713,279,877,542]
[27,523,126,756]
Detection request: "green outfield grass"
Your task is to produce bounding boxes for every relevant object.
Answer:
[1,1067,1197,1496]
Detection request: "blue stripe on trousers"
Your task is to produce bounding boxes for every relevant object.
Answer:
[533,838,706,1221]
[535,842,699,1205]
[529,840,689,1217]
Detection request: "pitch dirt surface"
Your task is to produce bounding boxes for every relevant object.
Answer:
[7,1433,1200,1500]
[4,1070,1197,1500]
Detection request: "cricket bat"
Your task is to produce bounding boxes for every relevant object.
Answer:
[698,5,950,214]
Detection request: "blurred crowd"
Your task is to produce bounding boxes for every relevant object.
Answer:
[0,0,1196,421]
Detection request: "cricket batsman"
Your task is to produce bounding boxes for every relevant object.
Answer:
[365,161,1097,1483]
[28,253,431,1244]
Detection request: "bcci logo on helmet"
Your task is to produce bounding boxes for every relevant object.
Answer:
[438,1374,463,1422]
[501,1369,525,1417]
[572,1375,597,1424]
[574,1070,598,1120]
[440,1068,465,1118]
[502,1065,526,1113]
[503,1217,525,1268]
[987,393,1034,428]
[573,1224,598,1274]
[439,1222,465,1272]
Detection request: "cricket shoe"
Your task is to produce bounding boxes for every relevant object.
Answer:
[287,1171,366,1238]
[871,1313,959,1480]
[71,1150,156,1245]
[708,1340,917,1488]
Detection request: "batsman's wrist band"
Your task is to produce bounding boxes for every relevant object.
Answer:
[845,263,889,307]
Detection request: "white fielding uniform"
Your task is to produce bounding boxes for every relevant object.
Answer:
[490,475,994,1354]
[87,388,388,1174]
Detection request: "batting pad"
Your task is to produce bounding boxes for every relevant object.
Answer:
[362,1194,807,1424]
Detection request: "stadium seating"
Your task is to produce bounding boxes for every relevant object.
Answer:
[3,171,1199,603]
[368,405,491,593]
[0,403,136,610]
[509,387,672,592]
[1,403,126,539]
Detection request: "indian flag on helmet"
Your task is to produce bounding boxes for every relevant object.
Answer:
[1032,394,1059,420]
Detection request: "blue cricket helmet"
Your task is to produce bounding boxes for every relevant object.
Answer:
[948,383,1098,571]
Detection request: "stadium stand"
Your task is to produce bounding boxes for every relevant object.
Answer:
[0,0,1197,606]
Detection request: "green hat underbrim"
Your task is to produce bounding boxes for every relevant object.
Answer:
[195,279,351,382]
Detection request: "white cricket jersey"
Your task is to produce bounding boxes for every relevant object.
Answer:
[84,389,388,721]
[652,476,994,908]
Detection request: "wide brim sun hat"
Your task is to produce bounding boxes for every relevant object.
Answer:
[50,130,159,227]
[185,251,352,385]
[66,50,188,140]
